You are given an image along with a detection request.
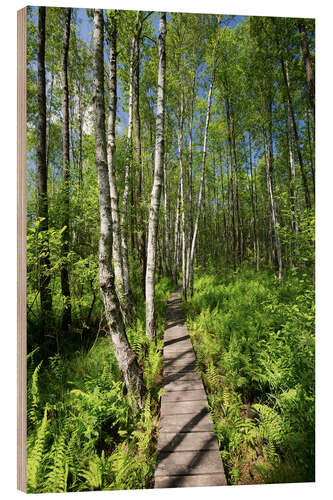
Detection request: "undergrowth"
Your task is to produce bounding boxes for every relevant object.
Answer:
[184,267,315,485]
[27,277,174,493]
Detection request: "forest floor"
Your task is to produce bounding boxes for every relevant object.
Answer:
[154,289,227,488]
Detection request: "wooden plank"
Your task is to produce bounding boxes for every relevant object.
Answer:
[159,412,214,433]
[161,399,208,416]
[155,473,227,489]
[157,432,218,452]
[155,450,225,476]
[163,371,202,383]
[163,380,204,392]
[163,389,207,402]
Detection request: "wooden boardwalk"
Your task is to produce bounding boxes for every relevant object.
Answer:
[154,290,227,489]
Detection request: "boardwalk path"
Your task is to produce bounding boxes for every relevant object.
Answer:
[154,290,227,489]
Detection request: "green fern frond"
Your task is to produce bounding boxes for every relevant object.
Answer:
[27,406,49,492]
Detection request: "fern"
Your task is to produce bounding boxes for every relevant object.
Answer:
[28,361,43,428]
[27,406,49,492]
[43,425,69,492]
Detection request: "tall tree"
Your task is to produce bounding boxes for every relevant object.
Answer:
[298,20,315,122]
[188,47,217,297]
[107,11,126,312]
[93,9,145,410]
[145,12,167,339]
[60,7,72,332]
[133,12,146,296]
[37,6,52,324]
[120,14,137,318]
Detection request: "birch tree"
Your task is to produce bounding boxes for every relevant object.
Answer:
[60,7,72,332]
[145,12,166,339]
[188,47,217,297]
[93,9,145,410]
[106,12,126,310]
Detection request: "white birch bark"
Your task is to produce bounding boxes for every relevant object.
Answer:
[93,9,145,410]
[163,158,171,276]
[177,97,187,299]
[145,13,166,339]
[173,177,181,282]
[107,13,125,307]
[263,131,283,282]
[120,30,136,318]
[188,56,216,297]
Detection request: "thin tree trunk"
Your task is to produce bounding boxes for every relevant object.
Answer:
[185,77,195,289]
[219,151,228,260]
[133,12,146,296]
[37,6,52,324]
[163,158,171,276]
[177,96,187,299]
[61,7,72,333]
[231,108,242,265]
[306,108,315,196]
[248,138,258,271]
[173,177,181,282]
[188,53,216,297]
[145,13,167,339]
[120,27,136,319]
[225,97,236,267]
[281,58,311,210]
[107,13,126,315]
[263,124,283,282]
[298,21,315,122]
[93,9,145,410]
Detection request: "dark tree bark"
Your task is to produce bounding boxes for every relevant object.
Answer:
[61,7,72,333]
[298,21,315,121]
[133,12,146,297]
[37,6,52,323]
[93,9,145,411]
[281,57,312,210]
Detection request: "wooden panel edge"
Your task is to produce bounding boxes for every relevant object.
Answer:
[17,6,27,493]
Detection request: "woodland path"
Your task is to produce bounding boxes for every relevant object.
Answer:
[154,289,227,489]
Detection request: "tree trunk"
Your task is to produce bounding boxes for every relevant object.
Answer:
[173,177,181,283]
[106,13,126,316]
[298,21,315,122]
[231,108,242,265]
[93,9,145,411]
[248,138,259,271]
[177,97,187,300]
[281,58,311,210]
[37,7,52,324]
[263,124,283,282]
[188,54,216,297]
[61,7,72,333]
[185,77,195,289]
[225,96,236,268]
[133,12,146,297]
[120,26,136,319]
[145,12,167,339]
[163,158,171,276]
